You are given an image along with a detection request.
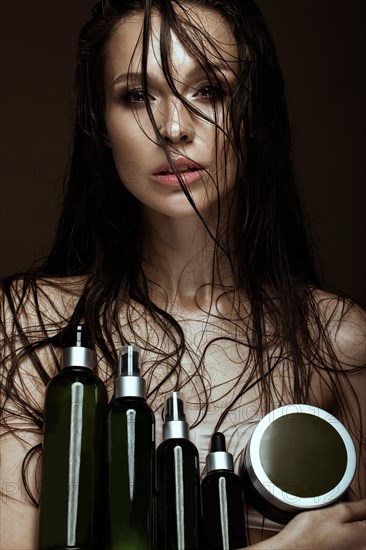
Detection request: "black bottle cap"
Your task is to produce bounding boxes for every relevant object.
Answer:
[210,432,227,452]
[62,325,95,369]
[164,391,186,422]
[162,391,190,440]
[206,432,234,472]
[62,324,91,349]
[119,344,141,377]
[114,345,146,399]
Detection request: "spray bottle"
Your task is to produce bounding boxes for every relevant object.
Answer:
[201,432,247,549]
[38,324,107,549]
[156,391,202,549]
[104,345,155,549]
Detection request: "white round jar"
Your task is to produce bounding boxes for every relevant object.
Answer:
[241,404,356,524]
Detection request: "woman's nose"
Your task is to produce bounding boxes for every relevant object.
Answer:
[157,99,194,144]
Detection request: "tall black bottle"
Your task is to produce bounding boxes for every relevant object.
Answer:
[104,345,155,550]
[38,324,108,549]
[156,391,202,550]
[201,432,247,550]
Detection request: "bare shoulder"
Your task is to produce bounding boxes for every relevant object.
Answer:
[309,290,366,498]
[311,288,366,367]
[1,274,88,402]
[1,274,87,334]
[0,275,88,426]
[0,276,88,549]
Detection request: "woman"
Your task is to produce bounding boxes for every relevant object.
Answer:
[1,0,365,548]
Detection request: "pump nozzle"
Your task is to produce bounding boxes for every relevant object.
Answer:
[119,345,141,377]
[114,345,146,399]
[164,391,186,422]
[62,324,91,349]
[62,324,94,369]
[162,391,189,440]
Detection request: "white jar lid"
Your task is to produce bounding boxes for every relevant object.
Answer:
[245,404,356,513]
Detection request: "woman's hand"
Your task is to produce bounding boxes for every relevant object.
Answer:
[249,500,366,550]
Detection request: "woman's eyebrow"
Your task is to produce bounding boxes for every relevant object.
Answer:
[112,72,143,86]
[111,63,235,87]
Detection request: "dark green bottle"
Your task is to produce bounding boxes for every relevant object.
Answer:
[104,345,155,550]
[38,324,107,549]
[156,392,202,550]
[202,433,247,549]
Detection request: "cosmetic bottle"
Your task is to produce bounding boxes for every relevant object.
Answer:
[201,432,247,550]
[156,391,202,550]
[104,345,156,550]
[38,324,107,550]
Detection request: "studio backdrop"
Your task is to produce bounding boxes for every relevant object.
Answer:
[1,0,365,307]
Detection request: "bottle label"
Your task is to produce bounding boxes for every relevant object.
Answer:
[218,476,229,550]
[174,446,185,550]
[67,382,84,546]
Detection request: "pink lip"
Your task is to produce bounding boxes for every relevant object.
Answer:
[152,158,205,187]
[152,170,205,186]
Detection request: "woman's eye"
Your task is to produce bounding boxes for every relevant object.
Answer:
[197,84,225,100]
[121,89,148,104]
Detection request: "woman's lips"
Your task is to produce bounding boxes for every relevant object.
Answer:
[152,158,205,187]
[151,169,204,186]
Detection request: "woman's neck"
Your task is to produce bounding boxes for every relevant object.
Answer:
[141,211,235,312]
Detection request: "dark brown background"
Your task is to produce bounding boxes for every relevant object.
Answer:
[1,0,365,306]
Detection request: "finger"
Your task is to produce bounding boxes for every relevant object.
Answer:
[337,500,366,522]
[343,520,366,549]
[343,486,359,502]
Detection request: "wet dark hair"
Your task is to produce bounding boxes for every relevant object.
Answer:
[1,0,364,508]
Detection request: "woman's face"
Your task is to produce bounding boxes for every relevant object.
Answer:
[104,5,238,222]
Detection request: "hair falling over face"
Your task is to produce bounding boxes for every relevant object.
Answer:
[0,0,365,524]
